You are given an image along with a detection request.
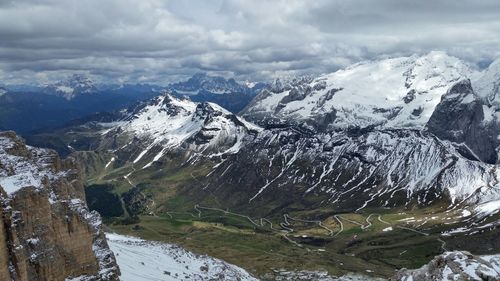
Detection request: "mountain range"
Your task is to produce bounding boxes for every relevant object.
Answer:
[6,51,500,280]
[0,73,264,134]
[46,51,499,212]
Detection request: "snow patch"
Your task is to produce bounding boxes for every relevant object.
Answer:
[475,200,500,218]
[106,233,258,281]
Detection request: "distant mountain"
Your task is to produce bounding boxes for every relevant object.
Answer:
[169,73,266,113]
[98,83,165,94]
[3,84,44,92]
[43,74,97,100]
[0,87,6,97]
[170,73,247,95]
[0,77,162,134]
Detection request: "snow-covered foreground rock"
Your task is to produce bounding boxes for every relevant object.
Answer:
[268,270,382,281]
[392,251,500,281]
[0,131,119,280]
[106,233,259,281]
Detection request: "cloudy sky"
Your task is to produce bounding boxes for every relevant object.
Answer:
[1,0,500,85]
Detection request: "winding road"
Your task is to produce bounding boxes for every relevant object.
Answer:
[163,204,439,251]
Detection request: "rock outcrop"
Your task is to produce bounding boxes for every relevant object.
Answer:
[0,131,119,281]
[427,79,499,164]
[392,251,500,281]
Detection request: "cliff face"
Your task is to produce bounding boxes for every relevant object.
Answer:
[0,131,119,281]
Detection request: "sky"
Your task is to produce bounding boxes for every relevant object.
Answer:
[1,0,500,85]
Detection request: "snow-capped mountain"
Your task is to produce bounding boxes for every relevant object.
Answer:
[0,87,7,97]
[169,73,266,113]
[44,74,97,100]
[98,93,261,169]
[243,51,472,130]
[243,52,500,164]
[199,52,500,213]
[170,73,246,95]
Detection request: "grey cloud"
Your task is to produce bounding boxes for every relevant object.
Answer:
[0,0,499,85]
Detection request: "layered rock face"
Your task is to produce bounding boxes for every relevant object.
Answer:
[0,131,119,281]
[428,79,500,164]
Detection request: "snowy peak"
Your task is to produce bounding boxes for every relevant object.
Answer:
[110,93,260,167]
[473,58,500,105]
[44,74,97,100]
[243,52,472,130]
[170,73,249,95]
[0,86,7,97]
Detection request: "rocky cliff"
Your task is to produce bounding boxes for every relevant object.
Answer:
[0,131,119,281]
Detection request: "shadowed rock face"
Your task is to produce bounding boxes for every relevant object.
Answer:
[391,251,500,281]
[0,131,119,281]
[428,80,500,164]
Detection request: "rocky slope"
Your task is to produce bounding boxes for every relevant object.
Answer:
[392,251,500,281]
[0,131,119,280]
[200,127,500,214]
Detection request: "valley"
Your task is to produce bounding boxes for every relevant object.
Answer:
[9,51,500,280]
[81,151,499,279]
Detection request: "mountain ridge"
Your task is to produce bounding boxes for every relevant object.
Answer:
[22,51,500,280]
